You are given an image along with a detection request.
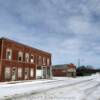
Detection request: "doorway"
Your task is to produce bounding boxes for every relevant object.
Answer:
[12,67,17,81]
[24,68,29,80]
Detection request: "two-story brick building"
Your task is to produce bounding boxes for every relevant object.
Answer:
[0,37,52,82]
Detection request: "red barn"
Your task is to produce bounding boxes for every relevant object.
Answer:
[0,37,52,82]
[52,63,76,77]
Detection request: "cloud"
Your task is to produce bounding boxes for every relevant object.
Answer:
[0,0,100,67]
[67,16,91,34]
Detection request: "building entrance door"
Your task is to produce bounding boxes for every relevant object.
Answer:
[24,68,29,80]
[12,67,17,81]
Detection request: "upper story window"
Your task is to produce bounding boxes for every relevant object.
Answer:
[25,53,29,62]
[6,49,12,60]
[43,57,46,65]
[18,51,23,62]
[47,58,50,66]
[30,54,35,63]
[39,56,42,65]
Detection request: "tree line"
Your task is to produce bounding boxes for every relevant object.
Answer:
[76,66,100,76]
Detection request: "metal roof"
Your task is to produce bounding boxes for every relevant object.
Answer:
[52,64,68,69]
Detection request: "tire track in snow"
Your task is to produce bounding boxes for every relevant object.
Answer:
[82,82,100,100]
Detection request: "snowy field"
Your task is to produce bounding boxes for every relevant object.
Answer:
[0,74,100,100]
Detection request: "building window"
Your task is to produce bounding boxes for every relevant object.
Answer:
[30,68,34,77]
[5,67,11,79]
[39,56,42,65]
[43,57,46,65]
[30,54,34,63]
[25,53,29,62]
[18,68,22,78]
[47,58,50,66]
[18,51,23,61]
[6,49,12,60]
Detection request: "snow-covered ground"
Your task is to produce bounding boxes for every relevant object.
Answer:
[0,74,100,100]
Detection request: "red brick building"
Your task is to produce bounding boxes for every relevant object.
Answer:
[0,37,52,82]
[52,63,76,77]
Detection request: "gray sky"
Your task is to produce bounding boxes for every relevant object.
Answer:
[0,0,100,68]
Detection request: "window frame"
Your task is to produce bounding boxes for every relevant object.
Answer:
[18,51,23,62]
[25,53,29,63]
[6,48,12,60]
[30,54,34,63]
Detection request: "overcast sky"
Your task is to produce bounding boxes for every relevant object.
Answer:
[0,0,100,67]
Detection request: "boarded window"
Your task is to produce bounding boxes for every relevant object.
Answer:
[5,67,11,79]
[18,68,22,78]
[30,68,34,77]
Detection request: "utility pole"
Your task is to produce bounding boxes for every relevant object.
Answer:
[78,58,80,67]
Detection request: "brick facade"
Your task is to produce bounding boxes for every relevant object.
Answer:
[0,37,52,82]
